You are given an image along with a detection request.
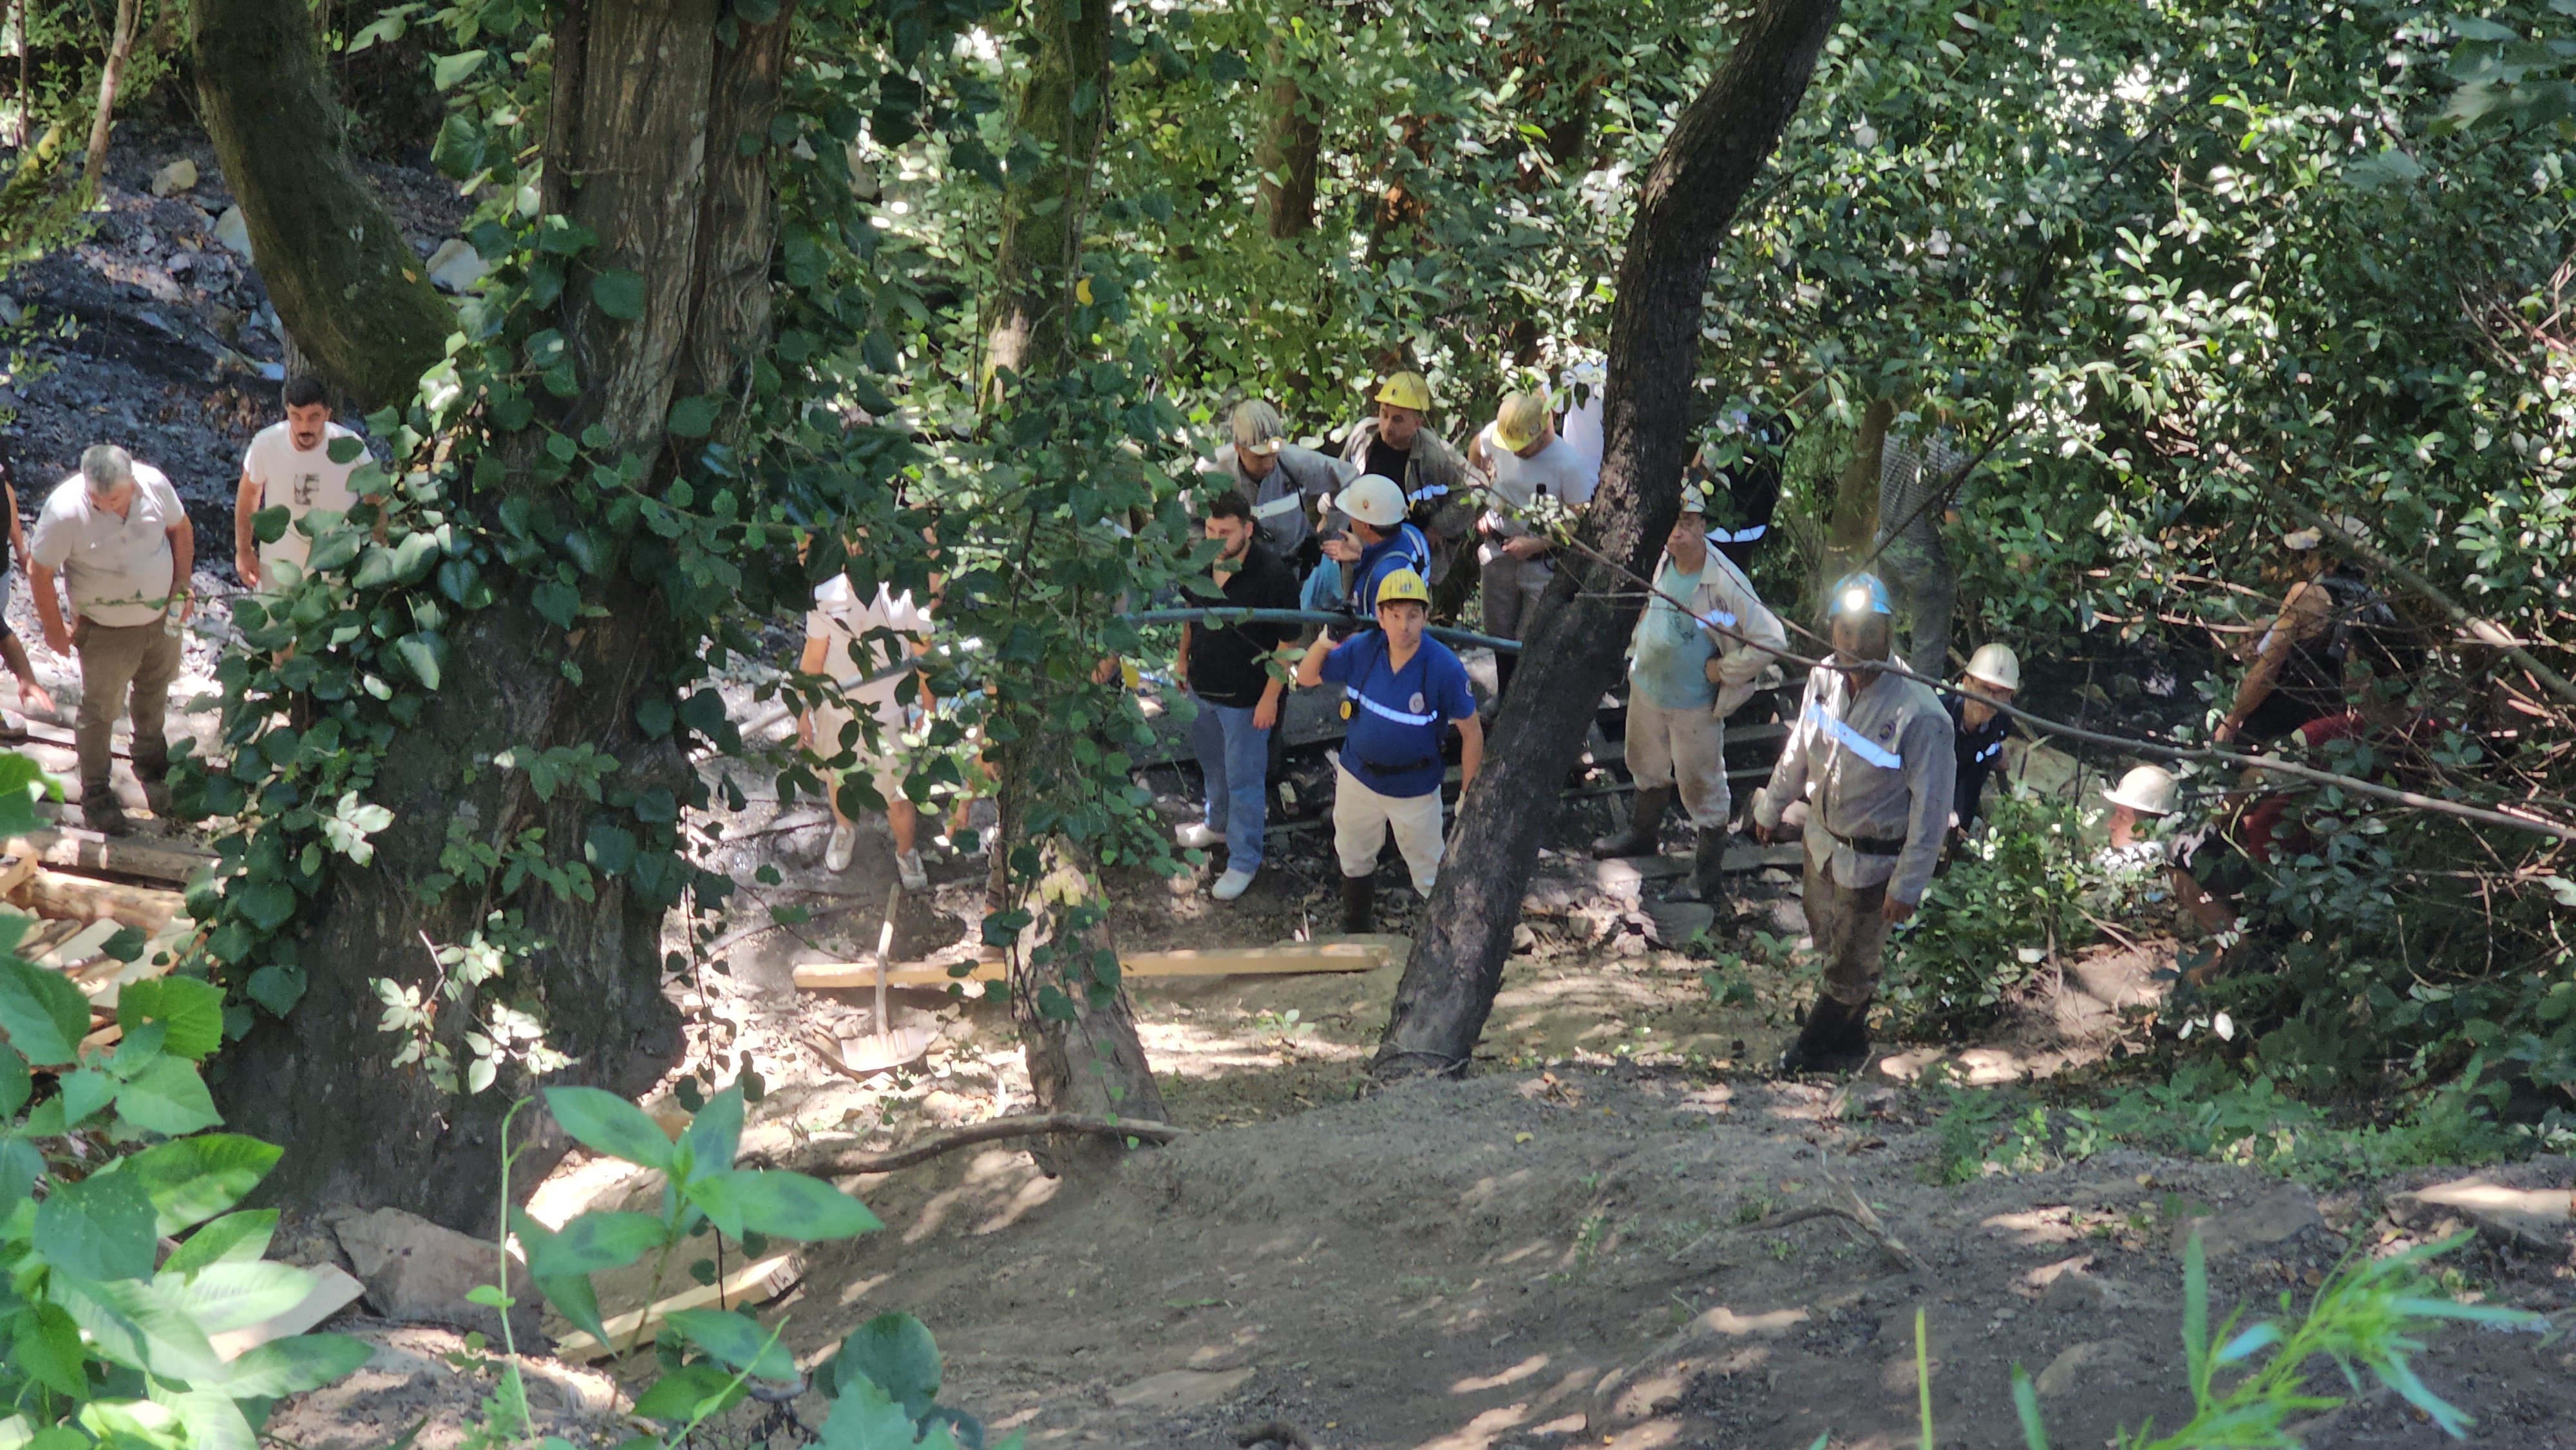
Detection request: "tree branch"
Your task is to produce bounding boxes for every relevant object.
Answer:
[770,1114,1185,1177]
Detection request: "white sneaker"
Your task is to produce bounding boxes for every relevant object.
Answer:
[896,850,929,891]
[1176,821,1222,849]
[1211,867,1256,901]
[824,822,857,872]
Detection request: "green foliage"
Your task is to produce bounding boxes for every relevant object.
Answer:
[1889,793,2105,1034]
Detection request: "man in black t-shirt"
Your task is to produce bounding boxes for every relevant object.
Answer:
[1175,492,1303,900]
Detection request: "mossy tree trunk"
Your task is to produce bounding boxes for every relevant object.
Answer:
[1371,0,1844,1080]
[197,0,796,1231]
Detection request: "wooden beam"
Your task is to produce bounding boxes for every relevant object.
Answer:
[8,869,185,932]
[207,1263,366,1361]
[5,829,217,888]
[551,1254,801,1363]
[791,934,1412,992]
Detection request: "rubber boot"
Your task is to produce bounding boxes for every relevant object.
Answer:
[1671,827,1731,914]
[1591,785,1673,859]
[1779,995,1872,1075]
[1340,872,1376,936]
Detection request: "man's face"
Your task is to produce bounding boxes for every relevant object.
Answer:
[1238,446,1278,481]
[1667,512,1707,562]
[1377,599,1426,648]
[1511,421,1555,460]
[86,475,134,513]
[1378,404,1423,450]
[1960,675,2012,726]
[1831,615,1890,677]
[1204,514,1253,562]
[286,401,331,451]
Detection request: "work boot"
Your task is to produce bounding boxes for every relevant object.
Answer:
[1340,872,1376,936]
[1779,995,1873,1075]
[1670,827,1732,917]
[83,789,132,838]
[141,775,173,818]
[1591,786,1673,859]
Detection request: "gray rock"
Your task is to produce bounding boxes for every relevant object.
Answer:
[327,1206,538,1343]
[213,206,253,259]
[424,238,486,292]
[2392,1163,2573,1254]
[2174,1184,2325,1260]
[151,158,197,197]
[2035,1339,2140,1397]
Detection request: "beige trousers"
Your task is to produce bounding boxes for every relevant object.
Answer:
[73,616,180,793]
[1624,693,1731,827]
[1332,762,1444,896]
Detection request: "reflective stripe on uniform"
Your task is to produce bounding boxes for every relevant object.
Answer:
[1253,493,1302,518]
[1699,608,1738,630]
[1408,484,1448,502]
[1973,739,2003,764]
[1806,702,1903,770]
[1716,523,1767,543]
[1348,687,1437,726]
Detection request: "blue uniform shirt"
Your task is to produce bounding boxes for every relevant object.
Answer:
[1320,631,1476,798]
[1346,523,1431,617]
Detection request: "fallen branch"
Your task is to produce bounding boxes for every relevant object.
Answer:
[773,1113,1185,1176]
[1815,1148,1927,1275]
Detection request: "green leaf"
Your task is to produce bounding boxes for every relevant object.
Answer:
[430,113,484,180]
[591,268,647,321]
[685,1170,880,1242]
[536,1268,609,1348]
[544,1086,674,1170]
[395,632,448,691]
[51,1274,224,1384]
[0,1042,27,1116]
[160,1260,315,1333]
[115,1055,223,1136]
[432,50,488,89]
[520,1209,666,1278]
[100,926,146,963]
[667,395,722,438]
[209,1332,373,1397]
[666,1308,795,1379]
[35,1170,159,1279]
[59,1067,115,1126]
[680,1085,744,1182]
[231,878,299,933]
[245,963,307,1017]
[816,1376,922,1450]
[583,822,637,876]
[118,977,226,1061]
[117,1135,280,1234]
[531,580,582,629]
[0,957,95,1065]
[833,1312,941,1417]
[12,1303,88,1399]
[631,1362,747,1422]
[162,1210,280,1277]
[0,1136,43,1211]
[305,525,365,574]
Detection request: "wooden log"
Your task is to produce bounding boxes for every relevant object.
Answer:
[35,918,121,970]
[0,851,37,900]
[8,869,185,932]
[5,829,217,888]
[550,1253,802,1363]
[791,934,1410,992]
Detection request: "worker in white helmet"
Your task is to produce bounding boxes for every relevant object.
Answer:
[1317,473,1430,627]
[1591,484,1786,917]
[1948,643,2019,838]
[1748,574,1956,1075]
[1204,399,1352,579]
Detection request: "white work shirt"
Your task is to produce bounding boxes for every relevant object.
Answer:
[807,576,931,731]
[30,466,187,628]
[1752,657,1957,906]
[1475,426,1596,557]
[243,421,365,578]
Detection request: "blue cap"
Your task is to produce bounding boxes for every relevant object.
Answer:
[1829,573,1894,617]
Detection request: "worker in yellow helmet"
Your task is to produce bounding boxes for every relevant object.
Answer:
[1333,372,1474,616]
[1466,383,1598,699]
[1295,567,1484,935]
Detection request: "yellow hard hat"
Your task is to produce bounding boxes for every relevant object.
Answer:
[1376,371,1432,412]
[1374,567,1431,608]
[1493,388,1551,453]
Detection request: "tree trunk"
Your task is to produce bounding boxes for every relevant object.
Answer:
[985,0,1112,379]
[80,0,137,197]
[1824,395,1892,585]
[209,0,796,1233]
[193,0,454,408]
[1255,31,1322,240]
[1370,0,1842,1079]
[1003,834,1168,1176]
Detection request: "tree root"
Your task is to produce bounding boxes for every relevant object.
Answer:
[765,1114,1184,1177]
[1236,1421,1314,1450]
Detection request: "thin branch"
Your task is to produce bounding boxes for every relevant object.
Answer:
[767,1113,1183,1176]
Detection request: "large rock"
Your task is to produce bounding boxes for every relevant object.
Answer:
[2034,1340,2142,1397]
[2391,1159,2574,1254]
[151,158,196,197]
[327,1207,540,1344]
[424,238,487,292]
[2172,1184,2324,1260]
[213,205,253,259]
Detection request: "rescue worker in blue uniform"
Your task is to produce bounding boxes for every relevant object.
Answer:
[1948,643,2018,839]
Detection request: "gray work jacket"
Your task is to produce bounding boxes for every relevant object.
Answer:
[1752,658,1957,905]
[1334,418,1475,581]
[1208,443,1350,559]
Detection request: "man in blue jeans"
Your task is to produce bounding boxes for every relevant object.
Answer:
[1175,491,1302,899]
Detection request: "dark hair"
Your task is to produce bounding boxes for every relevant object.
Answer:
[281,375,330,410]
[1206,489,1255,525]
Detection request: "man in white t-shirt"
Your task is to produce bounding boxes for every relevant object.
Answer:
[1466,386,1596,697]
[799,573,934,887]
[28,445,193,834]
[234,375,365,592]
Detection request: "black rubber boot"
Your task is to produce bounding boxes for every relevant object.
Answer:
[1779,995,1872,1075]
[1671,827,1731,913]
[83,788,131,838]
[1592,786,1673,859]
[1340,872,1376,936]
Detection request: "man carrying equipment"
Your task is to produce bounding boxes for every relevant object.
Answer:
[1592,487,1786,914]
[1949,643,2018,837]
[2213,521,2394,746]
[1296,568,1484,934]
[1338,371,1474,607]
[1750,574,1956,1074]
[1317,474,1429,627]
[1204,399,1350,579]
[1465,386,1596,699]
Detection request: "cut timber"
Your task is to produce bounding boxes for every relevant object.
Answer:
[551,1254,800,1363]
[9,869,185,932]
[207,1263,365,1361]
[36,918,122,970]
[6,829,218,888]
[791,934,1410,991]
[0,852,37,900]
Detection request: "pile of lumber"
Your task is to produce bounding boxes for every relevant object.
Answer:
[1,827,215,1048]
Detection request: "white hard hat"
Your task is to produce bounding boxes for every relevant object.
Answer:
[2101,764,2177,816]
[1332,473,1408,528]
[1964,643,2020,692]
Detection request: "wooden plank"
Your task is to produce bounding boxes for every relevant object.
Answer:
[0,852,37,901]
[551,1254,802,1363]
[8,869,185,932]
[793,935,1410,992]
[5,829,217,889]
[207,1264,366,1361]
[36,919,122,970]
